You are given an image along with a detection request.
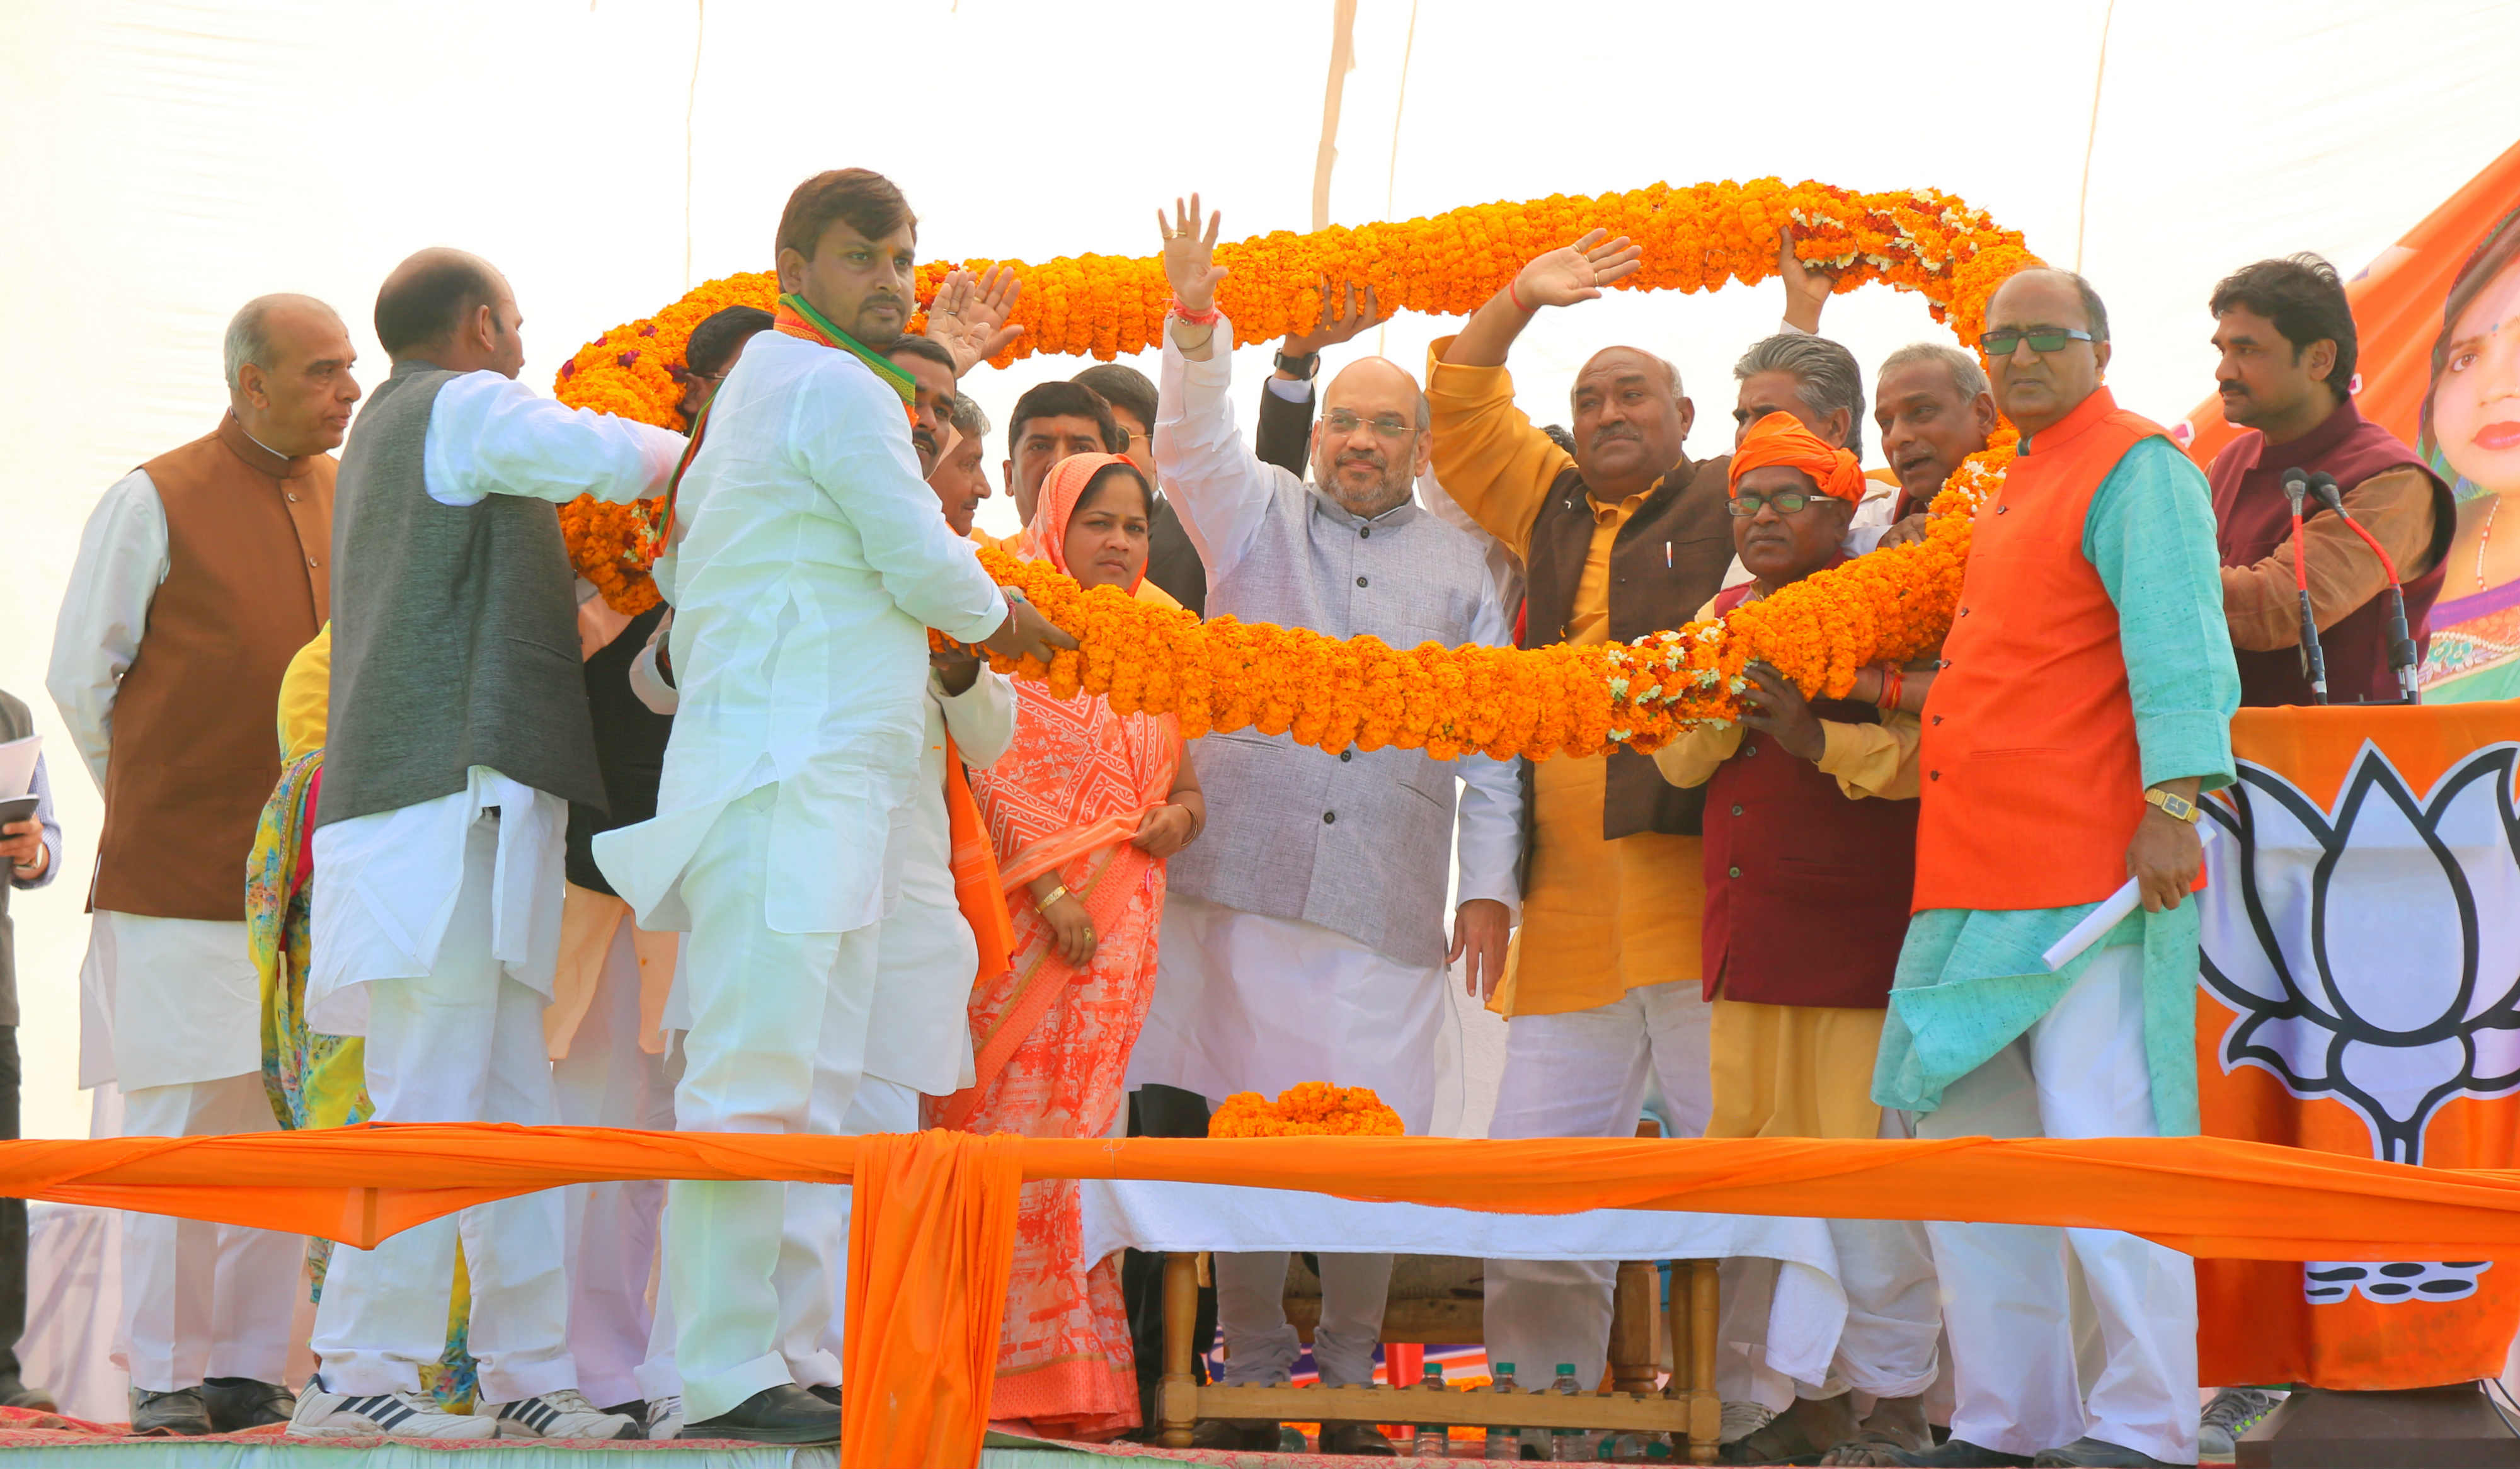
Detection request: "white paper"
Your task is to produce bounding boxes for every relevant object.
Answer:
[0,734,40,801]
[2041,820,2218,972]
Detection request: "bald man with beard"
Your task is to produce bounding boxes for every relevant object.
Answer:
[288,249,687,1443]
[1134,198,1523,1455]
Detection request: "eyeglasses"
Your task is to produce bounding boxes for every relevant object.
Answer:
[1978,326,2095,357]
[1727,489,1833,517]
[1323,409,1417,441]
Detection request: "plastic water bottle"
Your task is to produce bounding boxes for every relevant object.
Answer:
[1547,1363,1593,1461]
[1484,1363,1521,1461]
[1413,1361,1450,1459]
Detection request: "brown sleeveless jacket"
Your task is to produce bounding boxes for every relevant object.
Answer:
[94,416,331,919]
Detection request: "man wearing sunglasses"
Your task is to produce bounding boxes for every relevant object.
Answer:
[1871,270,2239,1469]
[1651,413,1939,1466]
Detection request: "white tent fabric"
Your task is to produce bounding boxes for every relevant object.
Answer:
[3,0,2516,1145]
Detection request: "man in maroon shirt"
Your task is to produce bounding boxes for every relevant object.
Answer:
[2208,254,2455,706]
[1652,414,1937,1466]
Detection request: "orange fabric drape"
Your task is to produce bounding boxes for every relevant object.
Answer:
[26,1126,2520,1467]
[942,736,1017,1005]
[841,1132,1024,1469]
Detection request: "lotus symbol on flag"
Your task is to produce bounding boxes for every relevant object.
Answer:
[2198,741,2520,1306]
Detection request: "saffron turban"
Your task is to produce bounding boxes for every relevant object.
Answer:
[1729,411,1865,503]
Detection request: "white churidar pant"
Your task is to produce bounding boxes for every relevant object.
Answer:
[1481,978,1713,1389]
[1215,1250,1394,1390]
[663,785,879,1423]
[114,1075,297,1392]
[551,913,676,1409]
[309,819,577,1404]
[1912,946,2198,1465]
[639,1075,918,1402]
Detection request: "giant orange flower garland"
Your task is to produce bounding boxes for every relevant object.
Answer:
[554,179,2030,611]
[965,432,2012,758]
[1210,1083,1405,1139]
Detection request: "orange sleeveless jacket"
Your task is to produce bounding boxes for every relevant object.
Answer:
[1913,388,2171,913]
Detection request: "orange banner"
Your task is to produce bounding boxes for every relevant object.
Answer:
[2197,700,2520,1387]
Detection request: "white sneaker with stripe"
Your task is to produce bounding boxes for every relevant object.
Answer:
[644,1395,685,1441]
[286,1380,497,1440]
[489,1389,639,1441]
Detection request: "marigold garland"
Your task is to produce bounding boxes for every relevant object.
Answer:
[1209,1083,1406,1139]
[552,179,2032,612]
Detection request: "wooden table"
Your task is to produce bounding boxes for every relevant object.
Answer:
[1157,1252,1724,1463]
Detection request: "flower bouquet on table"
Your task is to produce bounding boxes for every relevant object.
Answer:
[1208,1082,1405,1138]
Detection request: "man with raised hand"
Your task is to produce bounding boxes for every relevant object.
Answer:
[1427,228,1736,1393]
[593,168,1068,1446]
[1137,195,1521,1456]
[1876,269,2236,1469]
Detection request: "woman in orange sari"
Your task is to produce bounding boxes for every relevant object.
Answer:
[936,452,1202,1439]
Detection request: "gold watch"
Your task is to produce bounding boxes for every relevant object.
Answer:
[2145,787,2202,824]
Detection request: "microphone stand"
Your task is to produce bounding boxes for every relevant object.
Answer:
[2308,471,2421,704]
[2283,468,2328,704]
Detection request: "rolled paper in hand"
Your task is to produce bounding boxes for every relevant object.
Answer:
[2041,821,2219,973]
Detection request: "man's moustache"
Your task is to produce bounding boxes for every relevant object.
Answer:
[1592,426,1640,447]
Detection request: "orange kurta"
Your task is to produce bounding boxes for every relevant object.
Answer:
[1424,349,1702,1017]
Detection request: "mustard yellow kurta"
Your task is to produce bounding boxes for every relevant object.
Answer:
[1424,340,1702,1018]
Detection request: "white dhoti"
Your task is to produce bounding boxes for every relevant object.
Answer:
[1127,896,1451,1391]
[86,912,299,1393]
[551,908,676,1409]
[1480,978,1712,1390]
[661,784,882,1423]
[1911,946,2197,1465]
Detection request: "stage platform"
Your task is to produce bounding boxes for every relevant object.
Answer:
[0,1415,1654,1465]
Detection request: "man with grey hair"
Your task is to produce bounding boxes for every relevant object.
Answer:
[928,392,995,536]
[49,292,360,1436]
[1874,343,1997,529]
[1143,197,1521,1455]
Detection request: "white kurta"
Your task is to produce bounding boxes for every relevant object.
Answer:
[49,469,261,1090]
[592,329,1009,937]
[866,668,1016,1097]
[1123,327,1524,1126]
[308,370,684,1034]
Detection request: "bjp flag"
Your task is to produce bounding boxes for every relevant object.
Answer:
[2194,700,2520,1388]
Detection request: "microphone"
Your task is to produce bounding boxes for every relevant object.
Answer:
[2283,469,2327,704]
[2308,471,2420,704]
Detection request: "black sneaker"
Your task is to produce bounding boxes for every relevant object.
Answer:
[679,1383,840,1444]
[203,1377,297,1432]
[129,1386,212,1438]
[807,1385,842,1407]
[0,1376,54,1413]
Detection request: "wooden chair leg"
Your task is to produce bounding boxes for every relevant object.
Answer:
[1159,1251,1198,1448]
[1687,1259,1719,1465]
[1611,1260,1659,1396]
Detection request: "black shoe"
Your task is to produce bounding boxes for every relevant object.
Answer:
[130,1386,212,1437]
[598,1399,645,1420]
[679,1384,840,1444]
[203,1377,297,1433]
[2030,1439,2182,1468]
[1317,1419,1400,1456]
[807,1385,842,1407]
[1892,1441,2034,1467]
[0,1376,53,1413]
[1189,1417,1280,1450]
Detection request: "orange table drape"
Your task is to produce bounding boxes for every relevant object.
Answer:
[24,1126,2520,1468]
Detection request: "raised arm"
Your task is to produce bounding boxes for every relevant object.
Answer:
[422,372,687,508]
[1152,195,1287,581]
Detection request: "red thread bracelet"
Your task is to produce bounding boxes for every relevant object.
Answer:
[1171,299,1220,326]
[1506,277,1532,314]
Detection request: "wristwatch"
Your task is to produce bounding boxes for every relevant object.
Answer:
[2145,787,2202,824]
[1273,348,1320,381]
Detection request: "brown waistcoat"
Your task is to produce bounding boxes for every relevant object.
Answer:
[1519,454,1736,862]
[94,416,332,919]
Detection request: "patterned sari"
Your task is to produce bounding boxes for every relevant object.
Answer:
[249,748,476,1408]
[936,454,1184,1439]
